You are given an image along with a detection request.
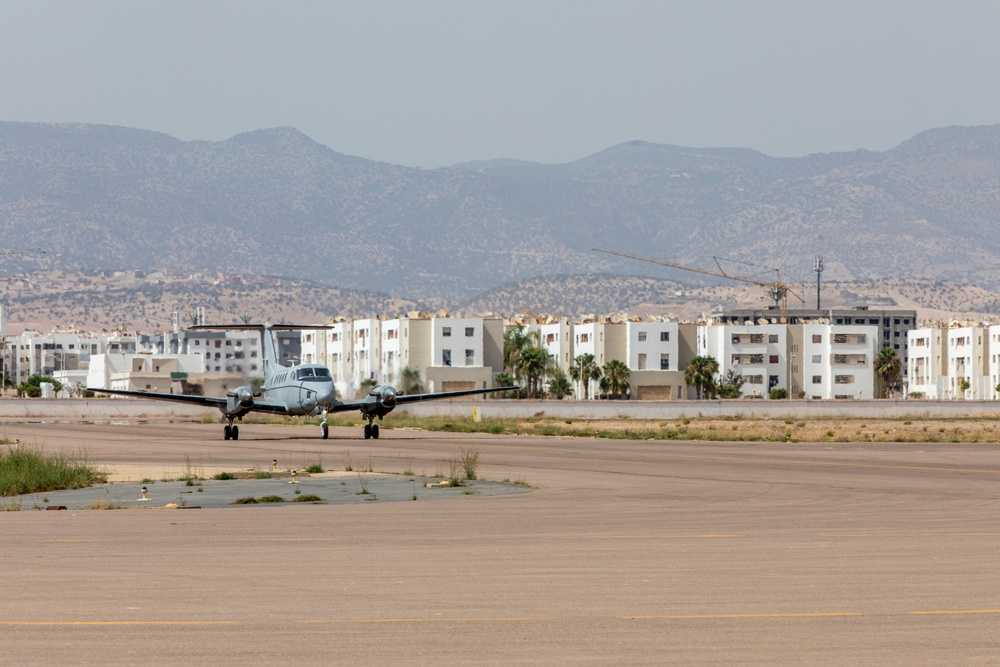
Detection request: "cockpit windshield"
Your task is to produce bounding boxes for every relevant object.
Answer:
[296,367,332,382]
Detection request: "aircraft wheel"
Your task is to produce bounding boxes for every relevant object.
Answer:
[321,423,329,440]
[372,424,380,439]
[364,424,372,439]
[224,425,232,440]
[232,425,239,441]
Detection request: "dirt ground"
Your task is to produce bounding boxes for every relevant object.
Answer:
[517,415,1000,444]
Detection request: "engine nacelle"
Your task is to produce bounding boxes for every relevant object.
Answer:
[225,386,255,415]
[369,385,398,410]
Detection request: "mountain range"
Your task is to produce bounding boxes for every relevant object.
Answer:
[1,121,999,312]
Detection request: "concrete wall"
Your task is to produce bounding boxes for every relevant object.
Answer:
[2,397,999,422]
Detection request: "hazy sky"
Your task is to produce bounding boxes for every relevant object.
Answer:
[2,0,998,167]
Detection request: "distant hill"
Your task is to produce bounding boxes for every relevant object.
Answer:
[2,270,997,335]
[2,121,1000,306]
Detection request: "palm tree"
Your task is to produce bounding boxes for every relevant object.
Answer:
[874,347,902,398]
[519,346,550,397]
[399,366,424,395]
[600,359,630,399]
[503,325,541,390]
[685,355,719,400]
[569,353,602,400]
[547,368,573,400]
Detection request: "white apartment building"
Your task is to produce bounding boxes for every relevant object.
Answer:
[626,320,693,400]
[528,320,573,374]
[352,317,380,388]
[797,324,877,400]
[908,328,947,398]
[426,317,503,393]
[946,327,989,399]
[571,321,627,399]
[700,323,788,399]
[989,325,1000,400]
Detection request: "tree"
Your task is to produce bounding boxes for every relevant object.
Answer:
[959,377,971,399]
[17,374,64,398]
[503,326,538,385]
[874,347,902,398]
[685,356,719,400]
[716,369,745,399]
[356,377,378,399]
[520,346,550,398]
[399,366,424,395]
[570,353,602,400]
[599,359,630,399]
[547,368,573,400]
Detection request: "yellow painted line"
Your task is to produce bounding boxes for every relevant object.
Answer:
[618,612,863,620]
[469,441,1000,475]
[910,609,1000,616]
[0,621,236,626]
[297,617,559,624]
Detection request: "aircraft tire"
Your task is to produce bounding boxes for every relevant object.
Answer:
[224,425,231,440]
[372,424,379,439]
[364,424,372,439]
[321,423,329,439]
[232,425,239,441]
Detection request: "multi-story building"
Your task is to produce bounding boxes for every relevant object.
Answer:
[426,317,503,393]
[946,326,989,399]
[908,327,948,398]
[700,323,789,399]
[794,324,877,400]
[712,306,915,380]
[625,320,694,400]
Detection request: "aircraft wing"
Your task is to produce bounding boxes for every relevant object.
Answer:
[86,388,294,415]
[329,385,519,413]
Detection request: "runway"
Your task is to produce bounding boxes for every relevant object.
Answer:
[3,421,1000,665]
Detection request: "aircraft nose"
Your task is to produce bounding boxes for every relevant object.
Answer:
[317,383,336,409]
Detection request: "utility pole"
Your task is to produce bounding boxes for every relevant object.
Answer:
[814,256,824,310]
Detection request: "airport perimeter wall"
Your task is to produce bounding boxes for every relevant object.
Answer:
[0,398,998,421]
[398,399,1000,420]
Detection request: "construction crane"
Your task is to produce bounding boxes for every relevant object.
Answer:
[593,247,805,322]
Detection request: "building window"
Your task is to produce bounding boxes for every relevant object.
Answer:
[465,327,474,337]
[580,333,590,343]
[442,327,452,337]
[465,349,475,366]
[660,354,670,370]
[442,349,452,366]
[732,334,741,344]
[660,331,670,342]
[812,354,822,363]
[769,355,779,364]
[768,334,779,343]
[638,332,647,342]
[812,335,822,344]
[638,353,647,370]
[834,375,854,384]
[812,375,822,384]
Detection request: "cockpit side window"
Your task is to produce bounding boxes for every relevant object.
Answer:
[313,368,332,379]
[296,368,315,380]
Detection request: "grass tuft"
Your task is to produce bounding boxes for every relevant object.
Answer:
[0,445,106,496]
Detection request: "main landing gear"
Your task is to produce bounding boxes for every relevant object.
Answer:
[363,420,380,439]
[224,419,239,441]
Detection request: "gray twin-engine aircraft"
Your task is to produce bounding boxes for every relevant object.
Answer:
[88,324,517,441]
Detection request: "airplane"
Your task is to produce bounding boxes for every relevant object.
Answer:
[87,323,518,440]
